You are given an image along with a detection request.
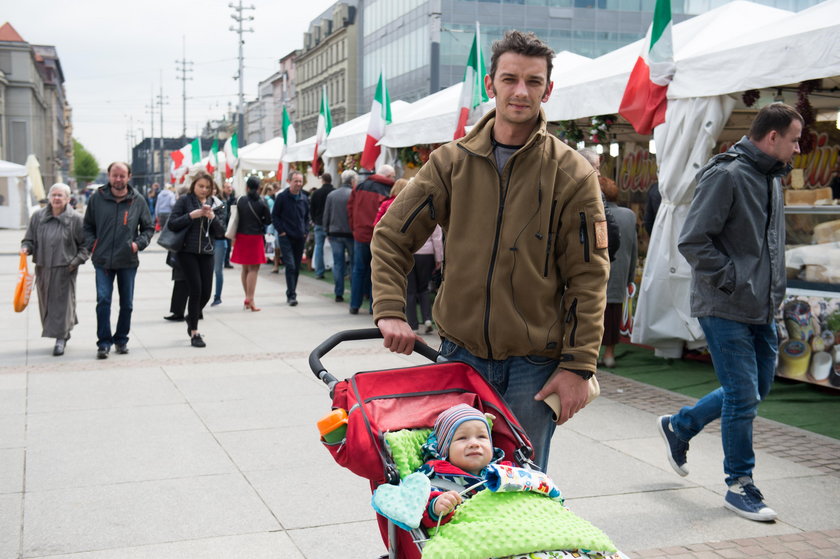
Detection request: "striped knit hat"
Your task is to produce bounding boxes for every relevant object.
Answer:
[432,404,492,460]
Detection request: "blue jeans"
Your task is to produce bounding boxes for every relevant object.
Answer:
[313,225,327,276]
[439,338,558,472]
[276,234,305,300]
[350,241,372,311]
[329,237,354,297]
[213,239,226,301]
[670,316,777,485]
[94,266,137,349]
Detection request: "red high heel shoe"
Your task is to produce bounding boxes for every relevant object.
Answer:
[243,299,250,310]
[248,300,261,312]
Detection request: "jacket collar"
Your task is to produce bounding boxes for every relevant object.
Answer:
[458,108,548,158]
[366,174,395,187]
[732,136,792,178]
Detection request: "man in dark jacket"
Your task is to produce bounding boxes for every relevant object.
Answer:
[658,103,802,523]
[272,171,309,306]
[323,170,357,302]
[309,173,334,279]
[83,162,155,359]
[347,164,395,314]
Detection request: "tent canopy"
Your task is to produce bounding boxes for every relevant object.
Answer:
[544,0,794,121]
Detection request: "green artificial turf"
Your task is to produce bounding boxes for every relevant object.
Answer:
[605,343,840,440]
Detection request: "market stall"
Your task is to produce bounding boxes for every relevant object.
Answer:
[0,159,34,229]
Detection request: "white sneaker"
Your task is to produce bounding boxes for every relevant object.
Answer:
[424,320,434,334]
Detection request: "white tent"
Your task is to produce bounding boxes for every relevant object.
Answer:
[0,160,34,229]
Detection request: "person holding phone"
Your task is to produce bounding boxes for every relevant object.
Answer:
[166,171,225,347]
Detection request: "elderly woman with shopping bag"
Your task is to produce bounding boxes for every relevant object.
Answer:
[21,183,89,356]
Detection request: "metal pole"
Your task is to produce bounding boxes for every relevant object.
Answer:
[157,74,168,185]
[175,36,194,138]
[430,0,441,94]
[229,0,254,143]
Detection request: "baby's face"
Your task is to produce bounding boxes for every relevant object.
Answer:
[448,420,493,475]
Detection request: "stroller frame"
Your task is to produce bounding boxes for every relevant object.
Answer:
[310,328,539,559]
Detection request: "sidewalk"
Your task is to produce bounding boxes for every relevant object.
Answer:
[1,227,839,559]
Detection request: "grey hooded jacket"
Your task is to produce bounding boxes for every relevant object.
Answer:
[678,136,790,324]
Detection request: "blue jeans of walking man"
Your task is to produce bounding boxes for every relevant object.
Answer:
[669,316,777,486]
[94,266,137,349]
[313,225,327,277]
[439,338,558,472]
[350,241,372,312]
[329,237,354,298]
[212,238,226,303]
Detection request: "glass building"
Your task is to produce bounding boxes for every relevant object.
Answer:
[359,0,825,110]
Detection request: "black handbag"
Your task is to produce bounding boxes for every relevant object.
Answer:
[157,220,188,251]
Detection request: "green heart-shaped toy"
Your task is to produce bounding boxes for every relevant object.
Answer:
[371,472,431,530]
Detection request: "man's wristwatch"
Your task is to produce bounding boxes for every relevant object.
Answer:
[566,368,594,380]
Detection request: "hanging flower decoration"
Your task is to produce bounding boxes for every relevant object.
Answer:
[556,120,584,145]
[339,154,360,173]
[589,114,616,144]
[742,89,760,108]
[796,79,820,154]
[398,146,423,169]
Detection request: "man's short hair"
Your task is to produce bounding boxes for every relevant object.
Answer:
[321,173,332,184]
[107,161,131,175]
[340,170,358,185]
[749,103,804,142]
[289,171,304,182]
[489,30,554,82]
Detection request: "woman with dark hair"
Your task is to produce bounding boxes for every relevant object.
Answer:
[167,171,226,347]
[230,175,271,311]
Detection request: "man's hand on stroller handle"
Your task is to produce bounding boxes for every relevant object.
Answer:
[378,317,425,354]
[535,370,590,425]
[433,490,463,517]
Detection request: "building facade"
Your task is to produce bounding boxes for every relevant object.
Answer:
[295,2,360,140]
[273,50,299,139]
[0,23,72,186]
[359,0,826,108]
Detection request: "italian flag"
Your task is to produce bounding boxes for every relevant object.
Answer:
[171,138,201,169]
[278,106,296,182]
[454,26,488,140]
[207,139,219,174]
[618,0,675,135]
[360,71,392,170]
[224,133,239,178]
[312,86,332,177]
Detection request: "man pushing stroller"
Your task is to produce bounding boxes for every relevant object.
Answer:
[372,29,609,471]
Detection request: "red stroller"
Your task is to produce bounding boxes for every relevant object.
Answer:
[311,329,623,559]
[310,329,538,559]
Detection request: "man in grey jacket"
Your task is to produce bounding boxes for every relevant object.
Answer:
[657,103,802,522]
[322,170,356,302]
[83,162,155,359]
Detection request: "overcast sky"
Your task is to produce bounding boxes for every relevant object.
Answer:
[4,0,337,169]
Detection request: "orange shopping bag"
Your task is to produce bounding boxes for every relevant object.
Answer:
[13,252,34,312]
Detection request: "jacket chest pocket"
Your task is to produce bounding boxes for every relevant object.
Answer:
[578,201,608,263]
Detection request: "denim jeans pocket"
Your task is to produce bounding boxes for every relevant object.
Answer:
[439,338,460,359]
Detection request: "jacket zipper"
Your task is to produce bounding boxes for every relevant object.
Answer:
[565,297,579,347]
[543,200,558,277]
[399,195,435,233]
[579,212,590,263]
[484,164,513,360]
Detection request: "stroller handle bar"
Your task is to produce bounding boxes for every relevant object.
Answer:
[309,328,442,394]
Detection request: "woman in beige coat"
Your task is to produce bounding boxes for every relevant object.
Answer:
[21,183,89,355]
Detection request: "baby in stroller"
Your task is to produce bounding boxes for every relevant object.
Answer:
[383,403,624,559]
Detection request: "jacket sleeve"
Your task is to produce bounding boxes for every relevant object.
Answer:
[603,195,621,262]
[271,193,285,235]
[71,213,90,266]
[678,167,736,294]
[21,212,39,258]
[135,196,155,251]
[371,159,445,324]
[555,170,610,374]
[167,197,192,231]
[323,197,334,234]
[420,490,456,529]
[83,193,98,250]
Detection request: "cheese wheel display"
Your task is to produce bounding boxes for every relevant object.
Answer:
[778,340,811,379]
[809,351,832,381]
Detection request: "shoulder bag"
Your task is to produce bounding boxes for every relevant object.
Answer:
[157,218,189,251]
[225,197,240,240]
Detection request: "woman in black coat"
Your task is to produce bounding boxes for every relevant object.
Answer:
[167,171,226,347]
